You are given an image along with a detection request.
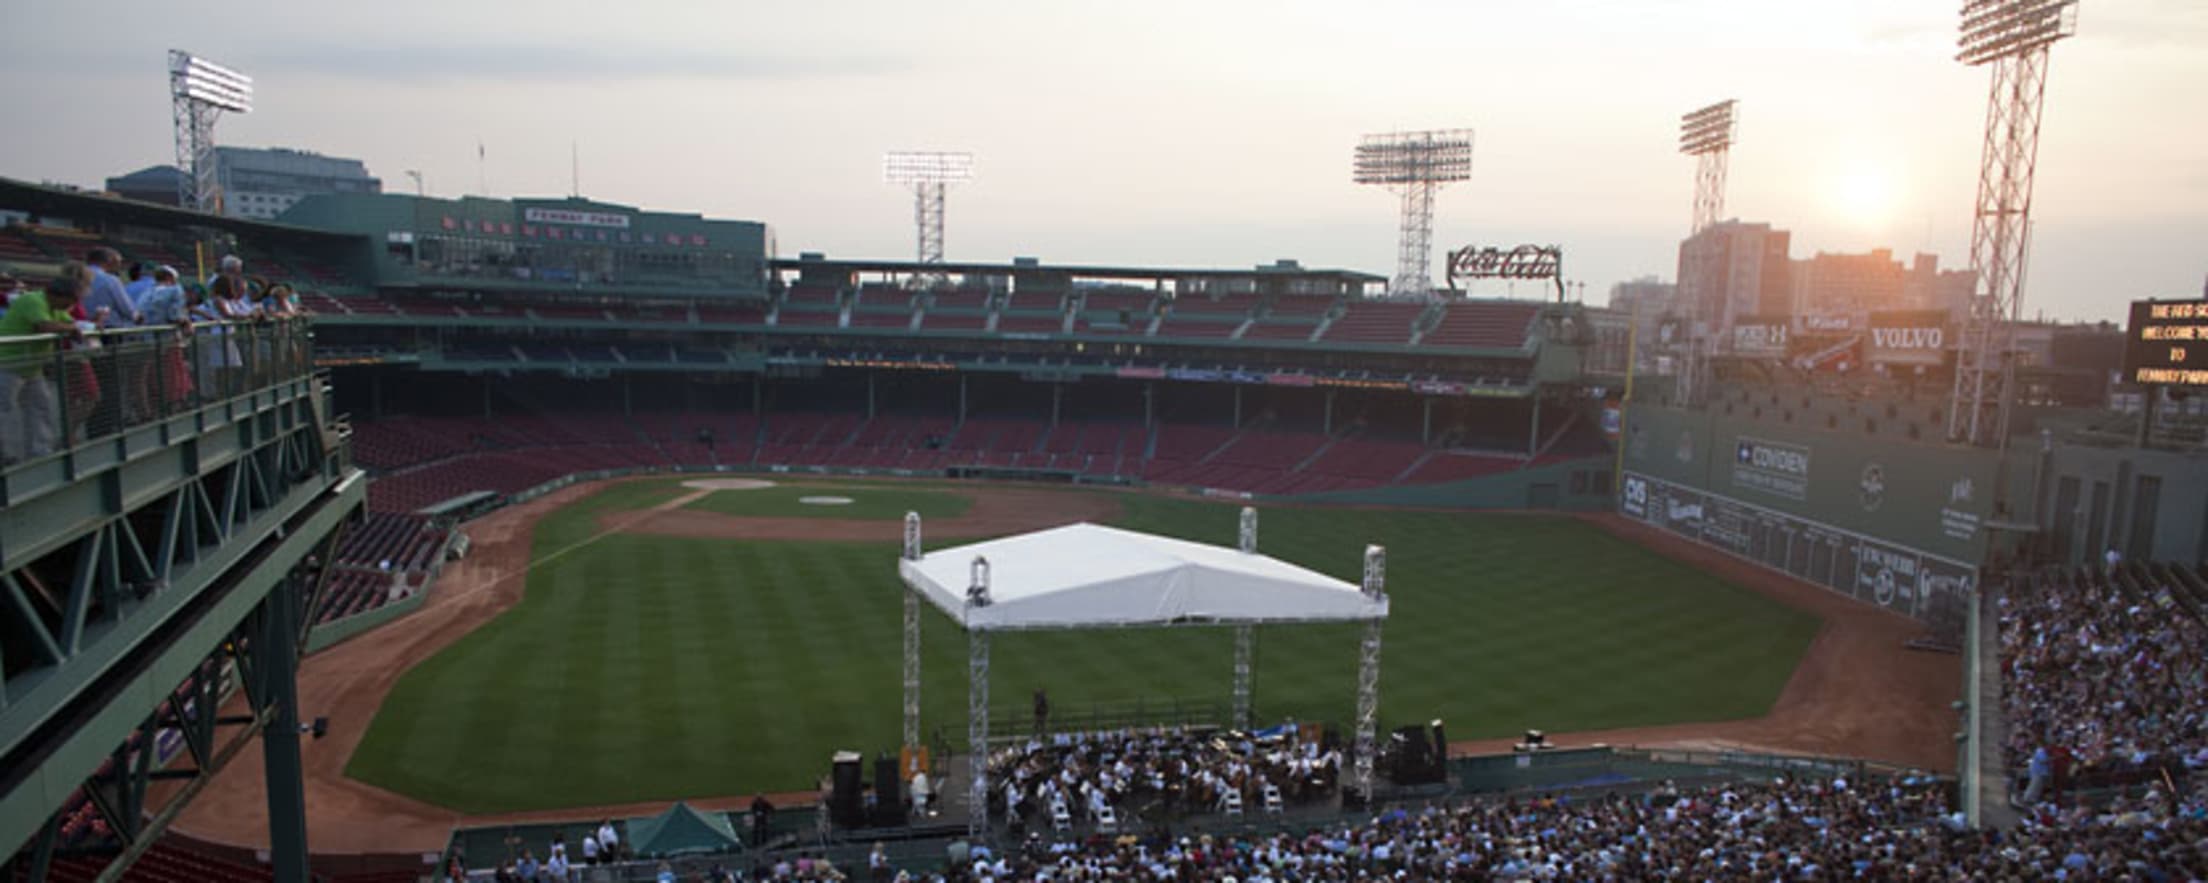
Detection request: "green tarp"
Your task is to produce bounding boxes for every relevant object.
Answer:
[627,801,742,858]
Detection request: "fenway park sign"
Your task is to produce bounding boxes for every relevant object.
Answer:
[522,207,631,229]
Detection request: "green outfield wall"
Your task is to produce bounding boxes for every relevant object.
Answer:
[2039,442,2208,567]
[1616,404,2023,621]
[1291,456,1614,510]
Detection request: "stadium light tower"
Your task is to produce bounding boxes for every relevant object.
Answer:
[1949,0,2079,447]
[1673,100,1737,407]
[1354,129,1473,298]
[884,151,974,286]
[168,50,252,214]
[1678,100,1737,234]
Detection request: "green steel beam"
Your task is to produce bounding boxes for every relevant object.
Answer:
[0,468,359,789]
[0,474,362,866]
[0,381,319,572]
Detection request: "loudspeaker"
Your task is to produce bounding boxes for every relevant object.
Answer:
[872,755,905,827]
[312,716,329,739]
[830,752,864,829]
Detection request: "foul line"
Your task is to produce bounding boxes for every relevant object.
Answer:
[452,488,718,601]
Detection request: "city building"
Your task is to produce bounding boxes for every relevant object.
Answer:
[1791,248,1976,325]
[1675,220,1791,349]
[1606,276,1675,327]
[207,147,381,220]
[1792,248,1911,319]
[103,165,187,207]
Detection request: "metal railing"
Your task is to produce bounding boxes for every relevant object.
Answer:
[0,317,313,469]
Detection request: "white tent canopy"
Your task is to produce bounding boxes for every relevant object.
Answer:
[897,522,1387,630]
[894,511,1391,840]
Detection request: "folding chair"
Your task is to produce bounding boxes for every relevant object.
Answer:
[1221,789,1244,816]
[1262,782,1284,815]
[1051,799,1072,832]
[1095,802,1119,832]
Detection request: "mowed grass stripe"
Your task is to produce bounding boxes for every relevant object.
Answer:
[347,481,1821,813]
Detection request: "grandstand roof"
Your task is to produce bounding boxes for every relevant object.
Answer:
[898,522,1385,631]
[0,176,363,242]
[772,255,1385,286]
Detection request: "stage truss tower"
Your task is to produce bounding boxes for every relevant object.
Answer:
[1354,129,1473,298]
[1949,0,2079,446]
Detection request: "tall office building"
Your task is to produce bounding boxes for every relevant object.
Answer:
[1675,221,1791,346]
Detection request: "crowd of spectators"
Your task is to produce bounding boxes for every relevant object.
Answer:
[987,728,1341,834]
[660,770,2204,881]
[532,559,2208,882]
[0,250,308,465]
[2000,563,2208,805]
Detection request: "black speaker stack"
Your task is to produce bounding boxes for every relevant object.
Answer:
[829,751,864,828]
[871,754,905,827]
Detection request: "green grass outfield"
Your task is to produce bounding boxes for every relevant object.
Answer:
[347,479,1821,814]
[682,482,971,521]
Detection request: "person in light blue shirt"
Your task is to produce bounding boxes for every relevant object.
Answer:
[2025,745,2051,805]
[135,267,188,326]
[124,263,155,305]
[80,247,140,329]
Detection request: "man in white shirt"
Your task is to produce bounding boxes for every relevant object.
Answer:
[580,831,599,865]
[910,770,932,815]
[596,820,620,861]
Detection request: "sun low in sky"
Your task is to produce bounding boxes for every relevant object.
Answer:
[1824,161,1906,235]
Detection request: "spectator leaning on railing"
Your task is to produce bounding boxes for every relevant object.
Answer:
[0,271,85,465]
[78,247,146,434]
[80,248,141,329]
[135,266,196,408]
[207,254,252,299]
[124,261,153,305]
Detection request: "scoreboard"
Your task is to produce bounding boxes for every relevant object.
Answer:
[2124,298,2208,388]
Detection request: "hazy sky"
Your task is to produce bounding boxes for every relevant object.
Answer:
[4,0,2203,322]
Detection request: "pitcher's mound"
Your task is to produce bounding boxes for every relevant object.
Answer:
[682,478,777,491]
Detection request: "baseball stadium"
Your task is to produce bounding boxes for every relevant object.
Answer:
[6,4,2208,882]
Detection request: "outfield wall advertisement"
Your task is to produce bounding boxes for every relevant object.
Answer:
[1729,316,1790,357]
[1620,471,1976,620]
[1620,405,2003,564]
[1866,310,1951,367]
